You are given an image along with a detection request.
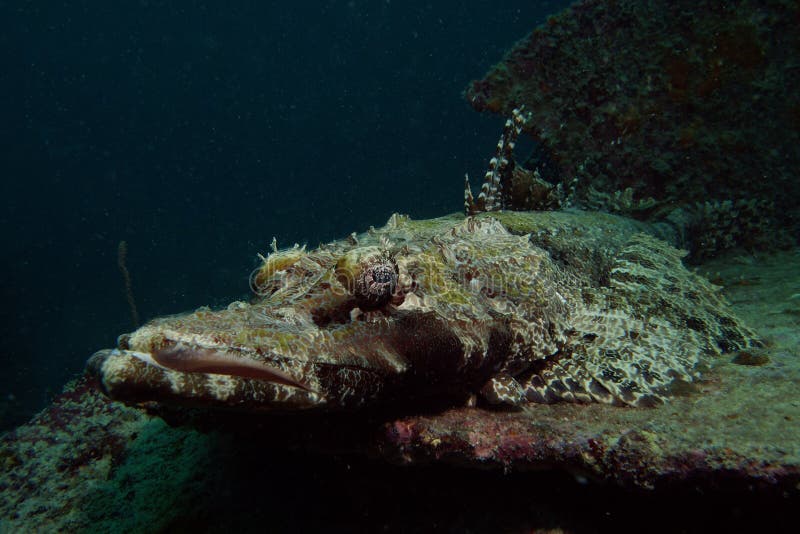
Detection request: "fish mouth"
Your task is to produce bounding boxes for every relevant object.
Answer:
[147,344,315,392]
[87,346,324,411]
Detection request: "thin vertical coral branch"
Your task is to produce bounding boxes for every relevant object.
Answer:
[117,241,140,328]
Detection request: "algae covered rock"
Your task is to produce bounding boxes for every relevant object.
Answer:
[466,0,800,247]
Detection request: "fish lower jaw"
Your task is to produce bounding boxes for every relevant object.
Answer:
[87,348,326,410]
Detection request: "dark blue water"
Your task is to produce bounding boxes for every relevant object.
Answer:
[0,1,570,427]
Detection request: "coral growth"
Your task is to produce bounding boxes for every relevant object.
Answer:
[0,378,217,531]
[466,0,800,247]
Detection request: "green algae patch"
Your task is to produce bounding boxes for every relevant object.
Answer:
[80,419,216,532]
[0,378,219,532]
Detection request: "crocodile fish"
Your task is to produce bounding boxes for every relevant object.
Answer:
[89,207,756,412]
[89,109,757,412]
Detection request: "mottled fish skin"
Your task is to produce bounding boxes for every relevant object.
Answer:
[89,209,757,412]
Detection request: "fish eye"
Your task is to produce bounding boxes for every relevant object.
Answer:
[335,249,399,311]
[371,266,395,285]
[355,258,398,310]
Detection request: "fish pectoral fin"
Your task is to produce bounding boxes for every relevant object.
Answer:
[479,373,526,407]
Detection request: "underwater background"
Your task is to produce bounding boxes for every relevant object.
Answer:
[0,0,569,429]
[3,1,800,532]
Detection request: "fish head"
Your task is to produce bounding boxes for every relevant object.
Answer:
[89,214,534,413]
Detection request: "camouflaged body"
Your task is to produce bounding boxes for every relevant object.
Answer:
[91,209,757,412]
